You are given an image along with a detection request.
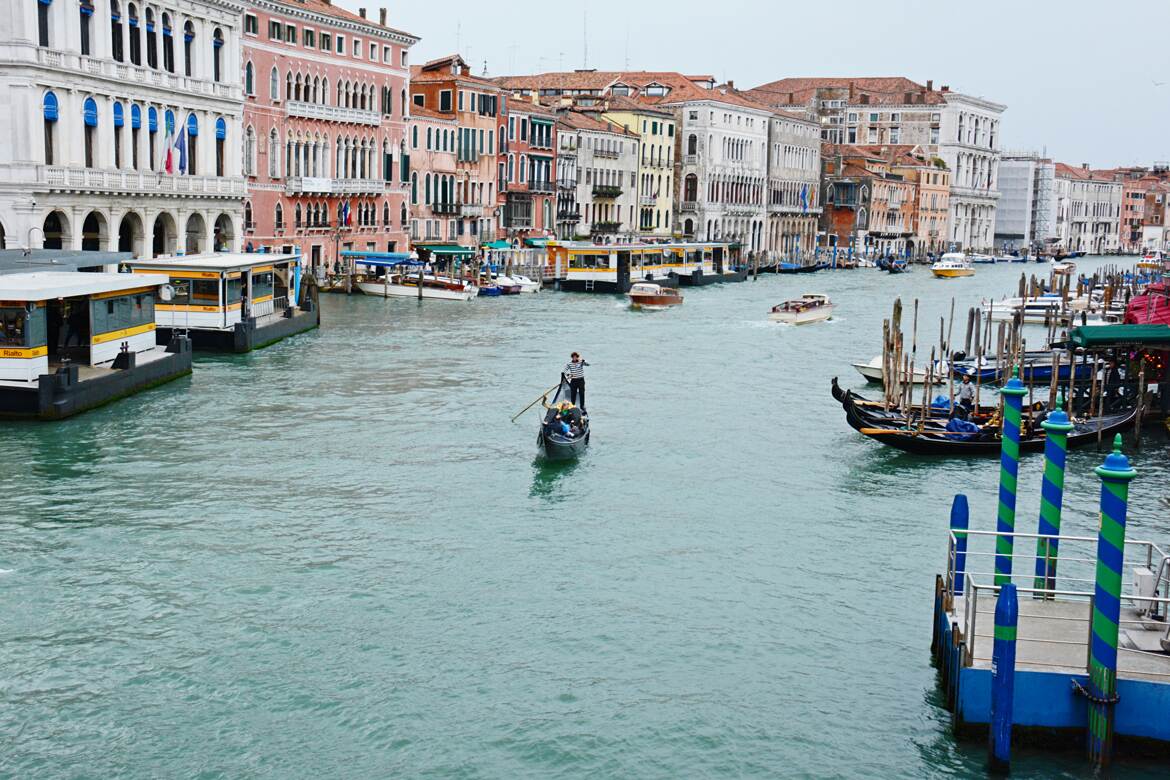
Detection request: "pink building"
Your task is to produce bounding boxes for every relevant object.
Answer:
[407,107,461,245]
[241,0,417,273]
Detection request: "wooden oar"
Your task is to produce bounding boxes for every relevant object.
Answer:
[511,381,564,423]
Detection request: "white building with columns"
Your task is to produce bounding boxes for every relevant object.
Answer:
[936,92,1004,252]
[0,0,246,257]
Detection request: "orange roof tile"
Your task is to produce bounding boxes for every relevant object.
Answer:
[747,77,946,107]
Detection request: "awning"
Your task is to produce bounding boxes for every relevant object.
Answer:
[1069,325,1170,349]
[523,238,549,247]
[482,240,510,250]
[419,245,474,257]
[341,251,419,268]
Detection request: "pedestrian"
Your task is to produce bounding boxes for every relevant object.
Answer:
[563,351,589,413]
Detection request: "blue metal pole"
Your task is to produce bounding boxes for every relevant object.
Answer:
[989,583,1019,773]
[950,494,970,596]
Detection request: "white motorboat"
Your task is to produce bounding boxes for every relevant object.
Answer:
[357,273,478,301]
[852,356,943,385]
[1052,261,1077,275]
[931,253,975,278]
[982,295,1065,324]
[970,253,996,264]
[511,274,541,293]
[769,293,833,325]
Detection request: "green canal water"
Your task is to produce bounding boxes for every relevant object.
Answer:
[2,258,1168,778]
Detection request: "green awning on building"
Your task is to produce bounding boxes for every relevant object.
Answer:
[523,238,550,247]
[482,240,510,250]
[1069,324,1170,349]
[418,245,475,257]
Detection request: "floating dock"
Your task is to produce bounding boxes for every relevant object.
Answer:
[126,253,319,353]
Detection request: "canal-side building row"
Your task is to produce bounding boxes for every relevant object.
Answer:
[552,108,638,241]
[1053,162,1122,254]
[240,0,417,274]
[0,0,247,256]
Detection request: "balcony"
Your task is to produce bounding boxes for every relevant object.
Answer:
[640,195,657,206]
[36,49,241,101]
[529,180,554,193]
[680,201,698,212]
[684,154,699,165]
[37,165,245,198]
[433,201,459,215]
[286,100,381,126]
[283,177,385,195]
[592,185,622,199]
[591,221,622,234]
[460,203,485,217]
[594,149,620,160]
[557,209,582,222]
[558,180,576,192]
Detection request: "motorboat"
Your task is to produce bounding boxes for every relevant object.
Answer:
[357,273,478,301]
[769,293,834,325]
[970,253,997,264]
[1052,261,1077,275]
[511,274,541,293]
[852,356,942,385]
[982,295,1065,324]
[478,284,503,297]
[628,282,683,310]
[931,253,975,278]
[492,274,523,294]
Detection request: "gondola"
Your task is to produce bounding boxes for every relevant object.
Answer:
[538,377,590,460]
[831,378,1136,456]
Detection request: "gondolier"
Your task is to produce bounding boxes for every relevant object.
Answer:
[563,352,589,412]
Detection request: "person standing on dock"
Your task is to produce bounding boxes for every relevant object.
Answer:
[563,352,589,413]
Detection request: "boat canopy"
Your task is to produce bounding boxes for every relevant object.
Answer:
[1069,324,1170,349]
[341,251,419,268]
[420,245,475,257]
[481,240,510,250]
[0,271,165,301]
[524,238,550,247]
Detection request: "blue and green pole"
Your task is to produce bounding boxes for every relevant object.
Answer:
[989,582,1019,773]
[1033,400,1075,595]
[1086,434,1138,770]
[995,371,1029,586]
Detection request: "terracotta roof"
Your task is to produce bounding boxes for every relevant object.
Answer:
[556,109,638,137]
[747,77,947,107]
[412,57,501,89]
[266,0,417,41]
[839,144,934,167]
[410,105,456,123]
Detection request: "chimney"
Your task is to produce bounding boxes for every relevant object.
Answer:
[726,79,735,90]
[940,85,950,93]
[1082,163,1090,170]
[848,81,855,101]
[926,80,933,91]
[358,7,366,18]
[379,8,387,25]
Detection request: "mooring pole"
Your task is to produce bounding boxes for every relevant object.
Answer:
[1085,435,1137,772]
[950,494,969,598]
[1033,399,1075,596]
[988,582,1018,774]
[995,370,1029,586]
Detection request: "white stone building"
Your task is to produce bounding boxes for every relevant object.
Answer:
[765,112,821,259]
[1054,163,1122,254]
[993,153,1056,252]
[556,109,638,241]
[0,0,246,256]
[936,93,1004,252]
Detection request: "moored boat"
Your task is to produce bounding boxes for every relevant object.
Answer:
[356,272,478,301]
[1052,261,1077,275]
[769,293,833,325]
[493,274,523,294]
[931,253,975,279]
[628,282,683,310]
[851,356,942,385]
[970,253,996,265]
[511,274,541,293]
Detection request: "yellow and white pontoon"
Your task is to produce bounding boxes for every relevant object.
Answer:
[0,271,191,420]
[127,253,319,352]
[546,241,744,293]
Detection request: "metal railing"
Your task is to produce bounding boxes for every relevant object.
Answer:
[592,185,622,199]
[946,529,1170,674]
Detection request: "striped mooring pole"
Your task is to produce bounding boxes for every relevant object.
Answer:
[1086,434,1137,770]
[995,370,1029,586]
[1033,401,1075,594]
[988,582,1019,773]
[950,494,969,597]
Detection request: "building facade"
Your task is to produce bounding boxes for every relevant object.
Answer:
[765,112,821,259]
[410,55,501,245]
[0,0,247,256]
[554,108,637,241]
[554,118,579,239]
[599,95,675,239]
[1054,163,1122,254]
[747,77,1004,252]
[241,1,415,272]
[993,154,1057,253]
[407,106,458,244]
[499,98,557,241]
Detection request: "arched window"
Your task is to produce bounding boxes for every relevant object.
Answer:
[321,78,328,106]
[400,202,407,227]
[244,126,256,176]
[144,8,157,68]
[270,67,279,100]
[294,73,302,102]
[383,202,390,226]
[81,97,100,169]
[275,202,283,230]
[424,173,431,205]
[127,3,141,64]
[268,129,280,178]
[244,62,254,96]
[42,91,58,165]
[110,1,124,61]
[161,13,174,72]
[244,201,253,230]
[36,0,51,46]
[183,20,194,76]
[112,102,125,168]
[215,117,226,176]
[211,28,224,82]
[80,0,94,55]
[294,203,302,228]
[411,172,417,205]
[286,72,293,101]
[185,113,198,175]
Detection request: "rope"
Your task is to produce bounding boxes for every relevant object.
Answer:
[1071,678,1120,705]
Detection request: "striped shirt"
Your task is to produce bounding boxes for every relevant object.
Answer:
[564,360,588,380]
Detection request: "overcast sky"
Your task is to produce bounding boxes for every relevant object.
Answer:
[339,0,1170,167]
